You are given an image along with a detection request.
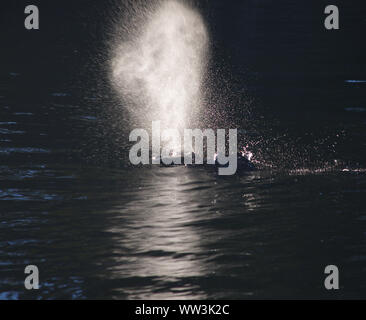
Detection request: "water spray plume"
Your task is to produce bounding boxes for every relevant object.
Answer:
[110,0,209,142]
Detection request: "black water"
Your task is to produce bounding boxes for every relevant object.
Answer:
[1,0,366,299]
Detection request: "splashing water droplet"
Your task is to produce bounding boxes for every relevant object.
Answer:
[110,0,209,149]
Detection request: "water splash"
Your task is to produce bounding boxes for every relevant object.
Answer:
[110,0,209,138]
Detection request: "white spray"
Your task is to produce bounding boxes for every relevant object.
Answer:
[110,0,209,151]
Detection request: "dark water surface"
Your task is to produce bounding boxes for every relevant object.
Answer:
[1,0,366,299]
[2,163,366,299]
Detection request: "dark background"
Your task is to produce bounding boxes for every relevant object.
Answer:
[0,0,366,140]
[2,1,366,76]
[2,0,366,101]
[1,0,366,168]
[1,0,366,300]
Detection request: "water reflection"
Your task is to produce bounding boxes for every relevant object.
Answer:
[106,167,215,299]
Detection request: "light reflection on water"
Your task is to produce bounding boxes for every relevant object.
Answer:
[1,159,366,299]
[107,168,215,299]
